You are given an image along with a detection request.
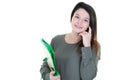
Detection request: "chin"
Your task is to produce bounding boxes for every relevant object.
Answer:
[73,28,83,33]
[74,30,81,33]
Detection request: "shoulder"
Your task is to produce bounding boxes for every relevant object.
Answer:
[51,34,65,42]
[50,34,64,45]
[50,34,65,50]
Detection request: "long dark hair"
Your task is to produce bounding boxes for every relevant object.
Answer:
[71,2,98,56]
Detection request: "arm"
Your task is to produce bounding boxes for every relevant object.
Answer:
[80,46,100,80]
[40,61,50,80]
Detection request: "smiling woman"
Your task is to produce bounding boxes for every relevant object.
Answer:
[40,2,100,80]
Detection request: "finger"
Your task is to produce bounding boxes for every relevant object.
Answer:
[55,76,61,80]
[79,32,87,37]
[57,75,60,78]
[88,26,92,34]
[52,75,60,80]
[79,33,83,37]
[50,71,55,75]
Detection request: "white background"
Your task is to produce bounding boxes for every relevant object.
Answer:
[0,0,120,80]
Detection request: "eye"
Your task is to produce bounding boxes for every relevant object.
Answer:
[84,19,89,22]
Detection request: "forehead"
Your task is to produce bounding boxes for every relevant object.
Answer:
[74,8,90,18]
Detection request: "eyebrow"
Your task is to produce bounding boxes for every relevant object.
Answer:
[75,14,79,16]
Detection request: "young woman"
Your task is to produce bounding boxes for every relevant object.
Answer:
[40,2,100,80]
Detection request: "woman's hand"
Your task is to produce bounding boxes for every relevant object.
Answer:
[50,71,61,80]
[79,27,92,47]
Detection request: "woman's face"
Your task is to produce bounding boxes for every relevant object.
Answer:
[71,8,90,33]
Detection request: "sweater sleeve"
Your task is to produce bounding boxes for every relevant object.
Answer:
[40,61,50,80]
[80,46,100,80]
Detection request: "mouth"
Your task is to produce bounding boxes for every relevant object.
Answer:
[72,25,83,33]
[74,25,83,29]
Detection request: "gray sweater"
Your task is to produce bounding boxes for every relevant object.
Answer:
[40,34,100,80]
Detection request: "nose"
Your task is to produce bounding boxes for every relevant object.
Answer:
[77,19,83,26]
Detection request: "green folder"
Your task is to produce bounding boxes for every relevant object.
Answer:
[41,38,59,76]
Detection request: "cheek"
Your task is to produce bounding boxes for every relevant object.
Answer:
[71,19,76,24]
[83,21,89,25]
[83,24,89,31]
[71,20,76,27]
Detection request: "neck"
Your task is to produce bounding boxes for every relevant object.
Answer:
[65,32,82,44]
[70,31,81,40]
